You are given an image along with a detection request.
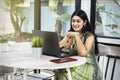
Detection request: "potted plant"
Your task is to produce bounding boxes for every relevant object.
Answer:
[0,36,9,51]
[31,37,44,58]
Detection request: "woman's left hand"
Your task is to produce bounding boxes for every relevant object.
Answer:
[66,32,79,38]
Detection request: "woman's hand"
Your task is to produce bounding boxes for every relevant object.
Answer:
[60,43,70,53]
[66,32,79,38]
[60,42,70,49]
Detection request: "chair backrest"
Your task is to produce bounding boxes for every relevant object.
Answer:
[98,43,110,56]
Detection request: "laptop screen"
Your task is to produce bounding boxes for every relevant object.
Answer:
[32,30,62,57]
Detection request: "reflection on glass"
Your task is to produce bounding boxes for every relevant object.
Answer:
[95,0,120,38]
[41,0,75,37]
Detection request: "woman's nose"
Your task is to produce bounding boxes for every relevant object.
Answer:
[73,21,78,25]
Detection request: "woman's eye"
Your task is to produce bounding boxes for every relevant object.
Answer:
[72,20,75,22]
[72,19,81,23]
[76,20,81,23]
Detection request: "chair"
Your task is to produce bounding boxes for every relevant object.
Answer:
[97,43,110,80]
[98,43,120,80]
[0,66,13,80]
[0,71,5,80]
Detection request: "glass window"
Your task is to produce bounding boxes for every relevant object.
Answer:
[95,0,120,38]
[0,0,34,42]
[41,0,75,37]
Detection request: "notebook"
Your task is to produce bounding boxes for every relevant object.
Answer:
[32,30,77,58]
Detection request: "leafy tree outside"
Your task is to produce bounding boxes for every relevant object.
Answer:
[0,0,32,42]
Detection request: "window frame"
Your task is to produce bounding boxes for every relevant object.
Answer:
[35,0,81,30]
[91,0,120,46]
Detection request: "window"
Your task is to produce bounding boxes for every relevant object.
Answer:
[95,0,120,38]
[41,0,75,37]
[0,0,76,42]
[0,0,34,42]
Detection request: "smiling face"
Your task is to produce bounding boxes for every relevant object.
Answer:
[72,15,86,32]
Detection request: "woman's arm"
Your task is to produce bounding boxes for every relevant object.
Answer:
[66,31,94,57]
[59,32,94,56]
[75,34,94,57]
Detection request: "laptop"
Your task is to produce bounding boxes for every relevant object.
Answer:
[32,30,77,58]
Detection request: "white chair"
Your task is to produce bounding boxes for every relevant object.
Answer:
[97,43,110,80]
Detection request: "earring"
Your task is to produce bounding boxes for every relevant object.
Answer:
[84,24,86,27]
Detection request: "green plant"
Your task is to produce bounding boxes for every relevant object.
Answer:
[0,36,9,43]
[31,37,44,47]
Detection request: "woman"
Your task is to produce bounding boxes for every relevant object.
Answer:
[55,10,101,80]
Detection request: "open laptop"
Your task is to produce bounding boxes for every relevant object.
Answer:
[32,30,77,58]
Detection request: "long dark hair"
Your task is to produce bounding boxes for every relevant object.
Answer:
[69,10,98,55]
[69,10,93,34]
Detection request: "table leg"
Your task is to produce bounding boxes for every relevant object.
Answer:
[23,69,28,80]
[66,68,72,80]
[55,69,61,80]
[13,68,17,80]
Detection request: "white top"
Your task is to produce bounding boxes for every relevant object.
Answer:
[0,42,86,70]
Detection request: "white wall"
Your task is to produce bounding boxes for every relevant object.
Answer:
[81,0,91,21]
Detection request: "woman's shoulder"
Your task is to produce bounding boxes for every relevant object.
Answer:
[81,31,94,43]
[84,31,94,38]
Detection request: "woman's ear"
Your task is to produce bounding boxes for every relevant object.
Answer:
[84,20,87,26]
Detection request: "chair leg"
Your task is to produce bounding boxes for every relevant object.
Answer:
[101,56,104,80]
[111,57,117,80]
[4,74,8,80]
[105,57,110,79]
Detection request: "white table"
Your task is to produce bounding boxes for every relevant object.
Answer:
[0,43,86,80]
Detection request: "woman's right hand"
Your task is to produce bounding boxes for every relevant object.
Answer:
[60,42,70,49]
[60,43,70,53]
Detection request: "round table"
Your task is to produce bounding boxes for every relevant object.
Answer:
[0,43,86,80]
